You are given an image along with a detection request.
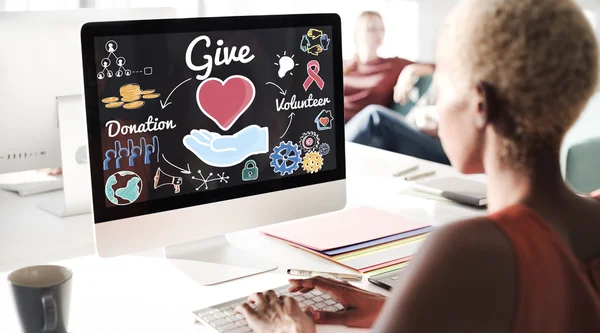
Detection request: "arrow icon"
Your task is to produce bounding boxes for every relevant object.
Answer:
[280,112,295,138]
[162,154,191,174]
[266,82,287,96]
[160,77,192,109]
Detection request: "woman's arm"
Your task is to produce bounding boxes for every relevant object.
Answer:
[373,218,516,333]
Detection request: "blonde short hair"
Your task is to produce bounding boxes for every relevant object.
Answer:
[452,0,598,169]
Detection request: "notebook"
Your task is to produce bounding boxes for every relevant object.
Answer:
[262,206,430,251]
[411,177,487,207]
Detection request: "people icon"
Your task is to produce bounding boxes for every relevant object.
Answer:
[116,70,123,77]
[125,69,131,76]
[101,58,110,68]
[107,70,113,78]
[97,72,105,80]
[105,40,118,53]
[117,57,126,66]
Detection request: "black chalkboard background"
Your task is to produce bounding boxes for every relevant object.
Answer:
[94,26,336,206]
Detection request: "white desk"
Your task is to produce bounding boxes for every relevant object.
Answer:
[0,143,486,333]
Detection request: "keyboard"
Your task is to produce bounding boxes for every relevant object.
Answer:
[0,170,63,196]
[193,285,344,333]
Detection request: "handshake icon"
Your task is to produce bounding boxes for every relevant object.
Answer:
[300,28,330,56]
[183,125,269,167]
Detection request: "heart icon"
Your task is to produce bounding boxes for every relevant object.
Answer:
[319,117,330,127]
[197,75,256,131]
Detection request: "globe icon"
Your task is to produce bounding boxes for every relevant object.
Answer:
[105,171,143,206]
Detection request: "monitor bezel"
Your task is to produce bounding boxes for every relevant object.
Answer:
[81,13,346,224]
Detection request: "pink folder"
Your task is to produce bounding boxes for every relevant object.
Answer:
[262,206,430,251]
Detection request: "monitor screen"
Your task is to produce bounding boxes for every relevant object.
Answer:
[84,18,344,222]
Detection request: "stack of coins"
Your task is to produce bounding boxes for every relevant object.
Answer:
[120,84,142,102]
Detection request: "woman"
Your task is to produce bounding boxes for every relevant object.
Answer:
[236,0,600,332]
[343,11,434,123]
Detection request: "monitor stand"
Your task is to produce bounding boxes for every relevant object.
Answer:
[38,95,92,217]
[164,235,278,286]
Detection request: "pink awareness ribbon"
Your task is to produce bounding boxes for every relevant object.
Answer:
[303,60,325,91]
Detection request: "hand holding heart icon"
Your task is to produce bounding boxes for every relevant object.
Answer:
[197,75,256,131]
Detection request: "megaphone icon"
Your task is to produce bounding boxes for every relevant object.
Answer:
[153,167,183,193]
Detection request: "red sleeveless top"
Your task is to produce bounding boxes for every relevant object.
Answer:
[488,202,600,332]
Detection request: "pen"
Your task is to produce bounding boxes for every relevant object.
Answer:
[404,170,436,181]
[287,269,363,282]
[393,165,419,177]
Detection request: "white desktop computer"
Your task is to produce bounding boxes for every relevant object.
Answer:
[80,14,345,285]
[0,8,176,216]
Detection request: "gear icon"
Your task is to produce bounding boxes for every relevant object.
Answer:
[302,151,324,174]
[299,131,320,152]
[318,143,330,156]
[269,141,302,176]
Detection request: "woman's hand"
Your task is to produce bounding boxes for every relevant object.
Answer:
[235,290,316,333]
[394,67,416,105]
[289,276,386,328]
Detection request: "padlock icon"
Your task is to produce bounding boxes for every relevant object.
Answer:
[242,160,259,181]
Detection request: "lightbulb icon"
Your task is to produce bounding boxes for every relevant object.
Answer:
[275,51,299,78]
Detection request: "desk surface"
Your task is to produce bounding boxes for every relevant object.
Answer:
[0,143,486,333]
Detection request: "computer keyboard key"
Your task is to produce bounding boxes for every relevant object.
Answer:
[315,302,327,309]
[236,314,245,319]
[227,326,252,333]
[311,290,324,296]
[225,310,236,316]
[214,312,227,319]
[312,296,324,303]
[210,309,221,314]
[235,319,247,326]
[211,319,230,327]
[293,295,306,301]
[202,315,217,322]
[324,306,338,312]
[220,306,232,311]
[334,303,344,310]
[324,299,336,306]
[217,323,239,332]
[321,294,332,300]
[226,315,238,322]
[302,299,315,306]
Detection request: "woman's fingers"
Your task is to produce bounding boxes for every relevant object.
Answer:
[235,303,258,320]
[247,292,267,310]
[289,276,349,299]
[265,290,280,305]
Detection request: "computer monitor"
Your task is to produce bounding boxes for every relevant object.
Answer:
[0,8,176,215]
[81,14,346,284]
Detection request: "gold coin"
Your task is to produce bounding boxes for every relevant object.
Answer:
[142,93,161,99]
[105,102,124,108]
[120,84,141,94]
[123,101,145,109]
[102,97,119,103]
[141,89,155,95]
[121,95,141,102]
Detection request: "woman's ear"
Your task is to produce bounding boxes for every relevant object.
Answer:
[474,82,498,130]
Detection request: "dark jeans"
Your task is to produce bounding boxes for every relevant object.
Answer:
[345,105,450,165]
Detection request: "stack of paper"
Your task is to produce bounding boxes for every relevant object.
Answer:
[262,207,433,274]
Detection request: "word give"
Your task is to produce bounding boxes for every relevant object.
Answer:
[103,136,160,170]
[186,36,255,81]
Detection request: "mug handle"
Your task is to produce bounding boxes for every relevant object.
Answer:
[41,293,58,332]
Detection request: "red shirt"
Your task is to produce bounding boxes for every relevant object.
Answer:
[343,57,413,122]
